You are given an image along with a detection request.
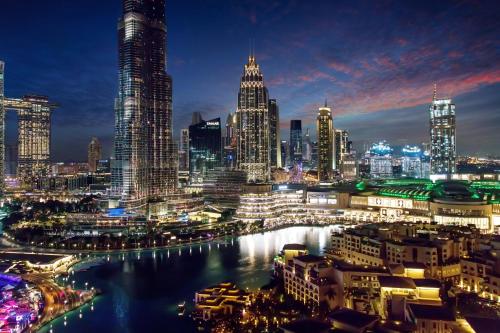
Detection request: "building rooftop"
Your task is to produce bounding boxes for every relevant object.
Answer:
[379,276,416,289]
[413,279,441,289]
[328,308,378,328]
[283,244,307,251]
[280,318,330,333]
[408,304,455,321]
[294,254,325,264]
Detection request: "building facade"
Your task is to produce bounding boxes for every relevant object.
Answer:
[402,145,423,178]
[268,99,281,168]
[289,120,303,167]
[88,137,102,173]
[17,95,52,187]
[429,87,456,175]
[188,118,222,183]
[334,129,349,171]
[368,141,393,179]
[317,104,334,182]
[112,0,177,206]
[236,55,270,182]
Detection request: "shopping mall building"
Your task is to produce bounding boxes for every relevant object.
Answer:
[235,179,500,233]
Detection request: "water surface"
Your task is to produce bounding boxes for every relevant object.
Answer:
[38,226,338,333]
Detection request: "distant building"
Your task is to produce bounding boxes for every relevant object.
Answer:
[429,85,456,175]
[281,140,289,168]
[16,95,52,187]
[189,118,222,183]
[5,144,17,177]
[268,99,281,168]
[368,141,393,178]
[303,128,312,163]
[401,145,422,178]
[236,54,270,182]
[317,103,334,182]
[88,137,102,173]
[290,120,303,166]
[334,129,350,170]
[223,113,237,168]
[179,128,189,171]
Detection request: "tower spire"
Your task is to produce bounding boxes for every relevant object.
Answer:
[324,98,328,108]
[433,83,437,100]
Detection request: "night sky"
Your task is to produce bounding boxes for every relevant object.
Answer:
[1,0,499,161]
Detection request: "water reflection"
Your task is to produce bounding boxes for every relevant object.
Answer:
[38,226,338,333]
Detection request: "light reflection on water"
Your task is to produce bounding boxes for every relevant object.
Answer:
[38,226,340,333]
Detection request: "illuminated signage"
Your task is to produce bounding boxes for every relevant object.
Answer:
[206,121,220,126]
[368,196,413,209]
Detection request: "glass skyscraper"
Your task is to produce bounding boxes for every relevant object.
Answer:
[189,118,222,183]
[236,55,270,183]
[289,120,302,166]
[268,99,281,168]
[429,86,456,175]
[112,0,177,207]
[317,104,333,181]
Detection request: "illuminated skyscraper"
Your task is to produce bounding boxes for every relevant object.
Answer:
[236,54,270,182]
[0,61,4,192]
[334,129,350,170]
[368,141,393,178]
[16,96,51,186]
[280,140,289,168]
[88,137,102,173]
[112,0,177,206]
[401,145,422,178]
[223,113,237,168]
[290,120,302,166]
[179,128,189,171]
[303,128,312,163]
[268,99,281,168]
[316,103,334,181]
[429,85,456,175]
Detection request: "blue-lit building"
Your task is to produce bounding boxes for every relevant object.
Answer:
[189,118,222,183]
[368,141,393,179]
[401,145,423,178]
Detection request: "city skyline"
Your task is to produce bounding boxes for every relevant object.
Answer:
[0,0,499,162]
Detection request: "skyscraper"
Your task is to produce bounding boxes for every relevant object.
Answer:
[280,140,288,168]
[401,145,423,178]
[223,113,237,168]
[179,128,189,171]
[88,137,102,173]
[112,0,177,206]
[189,118,222,183]
[268,99,281,168]
[303,128,312,163]
[289,120,302,166]
[236,54,270,182]
[17,95,51,187]
[429,85,456,175]
[334,129,350,170]
[316,103,334,181]
[0,61,4,192]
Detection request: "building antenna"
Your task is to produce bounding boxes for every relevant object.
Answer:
[433,83,437,100]
[324,98,328,107]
